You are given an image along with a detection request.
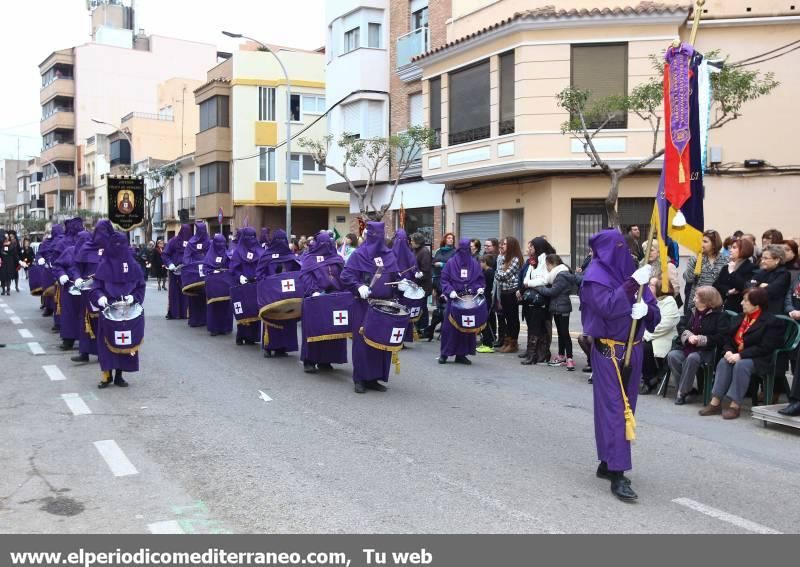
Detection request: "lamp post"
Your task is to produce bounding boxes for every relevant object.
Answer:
[223,31,292,237]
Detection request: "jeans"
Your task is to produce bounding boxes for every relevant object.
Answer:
[713,357,755,404]
[499,291,520,340]
[553,313,572,358]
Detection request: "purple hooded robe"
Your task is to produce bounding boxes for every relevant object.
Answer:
[440,239,486,358]
[39,224,65,317]
[340,222,402,383]
[256,230,302,353]
[392,228,419,343]
[299,231,347,365]
[203,234,233,335]
[229,227,264,343]
[73,220,115,356]
[579,229,660,472]
[182,221,211,328]
[91,231,146,373]
[52,231,91,342]
[162,224,192,319]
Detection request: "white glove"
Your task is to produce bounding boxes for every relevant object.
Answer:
[59,275,69,285]
[239,275,248,285]
[97,296,109,309]
[449,290,458,299]
[124,295,135,305]
[312,292,322,297]
[477,288,485,295]
[37,258,46,266]
[74,278,84,288]
[414,271,423,279]
[397,279,410,292]
[168,263,176,271]
[18,260,26,267]
[631,301,648,320]
[358,285,371,299]
[631,265,653,286]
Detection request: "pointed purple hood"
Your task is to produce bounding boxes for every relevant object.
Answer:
[584,229,636,287]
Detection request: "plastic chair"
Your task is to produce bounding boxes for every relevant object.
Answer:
[751,315,800,406]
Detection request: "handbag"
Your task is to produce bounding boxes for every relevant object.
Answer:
[522,288,547,308]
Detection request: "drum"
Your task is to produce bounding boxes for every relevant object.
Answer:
[397,281,426,323]
[231,282,259,324]
[257,272,305,321]
[180,262,206,296]
[29,264,53,296]
[205,270,233,305]
[101,301,145,354]
[302,291,354,343]
[361,299,410,352]
[67,283,82,296]
[447,293,488,334]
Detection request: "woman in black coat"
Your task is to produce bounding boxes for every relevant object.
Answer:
[751,245,792,315]
[0,233,18,295]
[19,238,35,280]
[714,237,756,313]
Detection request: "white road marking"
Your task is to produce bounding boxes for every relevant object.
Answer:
[18,329,33,339]
[258,390,273,402]
[10,316,22,325]
[147,520,185,534]
[27,342,45,355]
[94,440,139,477]
[3,308,13,315]
[672,498,783,534]
[42,365,66,381]
[61,393,92,416]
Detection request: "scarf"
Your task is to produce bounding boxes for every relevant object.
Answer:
[546,263,569,285]
[734,308,762,353]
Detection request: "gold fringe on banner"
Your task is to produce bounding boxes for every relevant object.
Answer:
[84,309,99,339]
[103,336,143,356]
[447,314,487,335]
[358,327,403,374]
[694,251,703,276]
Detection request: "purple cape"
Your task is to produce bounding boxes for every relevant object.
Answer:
[94,231,145,299]
[300,231,344,295]
[184,221,210,264]
[345,222,396,273]
[75,220,114,264]
[441,239,484,295]
[392,229,417,274]
[203,234,230,269]
[257,229,300,277]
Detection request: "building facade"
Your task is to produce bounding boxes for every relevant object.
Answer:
[415,0,800,267]
[0,160,29,227]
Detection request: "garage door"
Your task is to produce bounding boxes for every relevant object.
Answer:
[458,211,500,242]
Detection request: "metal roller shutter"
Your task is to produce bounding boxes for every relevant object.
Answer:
[458,211,499,242]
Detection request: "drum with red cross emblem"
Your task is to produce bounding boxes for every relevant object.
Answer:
[257,272,305,321]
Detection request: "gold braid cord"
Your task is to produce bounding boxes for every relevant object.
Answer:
[262,320,285,346]
[103,336,143,356]
[55,285,62,316]
[599,339,640,441]
[447,314,487,335]
[84,309,99,339]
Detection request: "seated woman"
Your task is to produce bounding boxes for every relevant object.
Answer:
[641,277,681,393]
[666,286,727,405]
[698,287,784,420]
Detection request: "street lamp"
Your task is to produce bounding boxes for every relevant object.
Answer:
[91,118,134,174]
[223,31,293,237]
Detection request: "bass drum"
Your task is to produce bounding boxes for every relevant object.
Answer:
[360,300,410,352]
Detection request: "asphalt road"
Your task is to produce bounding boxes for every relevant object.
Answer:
[1,281,798,534]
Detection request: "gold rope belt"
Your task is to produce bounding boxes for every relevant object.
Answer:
[262,320,285,346]
[598,338,641,442]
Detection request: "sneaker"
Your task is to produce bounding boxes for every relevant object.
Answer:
[476,345,495,353]
[547,356,566,367]
[566,358,575,371]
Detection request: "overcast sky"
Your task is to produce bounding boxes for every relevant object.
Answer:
[0,0,326,160]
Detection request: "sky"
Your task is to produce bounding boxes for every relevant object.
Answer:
[0,0,327,160]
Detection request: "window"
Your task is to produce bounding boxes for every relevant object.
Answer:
[289,154,301,182]
[411,1,429,30]
[302,95,326,115]
[290,94,301,121]
[188,172,196,199]
[109,139,131,167]
[342,101,361,138]
[199,96,229,131]
[368,23,381,48]
[301,154,325,173]
[344,27,360,53]
[409,93,423,127]
[199,162,230,195]
[429,77,441,149]
[448,60,490,146]
[499,51,515,135]
[259,148,275,181]
[366,101,384,138]
[259,87,276,121]
[571,43,628,129]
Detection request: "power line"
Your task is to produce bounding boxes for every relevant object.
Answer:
[731,39,800,67]
[733,43,800,67]
[730,38,800,65]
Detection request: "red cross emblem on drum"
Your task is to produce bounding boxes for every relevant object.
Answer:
[281,279,296,293]
[374,257,384,267]
[332,310,349,326]
[461,315,476,328]
[114,330,132,346]
[389,327,406,344]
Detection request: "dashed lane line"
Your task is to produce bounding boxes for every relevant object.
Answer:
[94,440,139,477]
[42,365,67,381]
[27,342,45,355]
[61,393,92,416]
[147,520,185,534]
[10,316,22,324]
[672,498,783,534]
[18,329,33,339]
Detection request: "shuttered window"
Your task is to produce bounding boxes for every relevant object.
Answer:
[366,100,384,138]
[458,211,500,243]
[429,77,441,148]
[571,43,628,129]
[342,102,360,138]
[409,93,423,127]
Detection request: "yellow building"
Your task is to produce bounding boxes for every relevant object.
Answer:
[416,1,800,266]
[194,47,351,237]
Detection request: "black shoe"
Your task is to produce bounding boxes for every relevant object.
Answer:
[114,376,128,387]
[42,309,53,317]
[778,401,800,417]
[610,475,638,502]
[58,340,75,351]
[582,365,592,374]
[303,362,318,374]
[98,372,113,389]
[587,375,593,384]
[274,349,288,358]
[317,363,334,371]
[520,356,535,366]
[236,337,244,345]
[365,380,387,392]
[354,382,367,394]
[165,313,173,320]
[454,355,471,365]
[71,353,89,363]
[596,461,613,480]
[245,340,257,345]
[438,356,447,364]
[210,332,220,337]
[264,350,273,358]
[674,394,687,406]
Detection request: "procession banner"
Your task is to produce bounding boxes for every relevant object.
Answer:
[107,176,145,232]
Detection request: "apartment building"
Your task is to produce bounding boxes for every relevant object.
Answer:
[38,0,217,219]
[0,160,28,224]
[415,0,800,266]
[193,48,351,238]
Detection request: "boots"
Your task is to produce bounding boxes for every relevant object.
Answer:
[520,337,538,365]
[499,338,518,354]
[498,337,511,353]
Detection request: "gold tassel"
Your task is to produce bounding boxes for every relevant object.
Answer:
[600,339,638,442]
[624,407,637,442]
[392,350,400,374]
[678,161,686,183]
[55,285,62,316]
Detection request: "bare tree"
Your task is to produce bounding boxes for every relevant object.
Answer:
[142,164,178,242]
[299,125,435,221]
[557,51,778,228]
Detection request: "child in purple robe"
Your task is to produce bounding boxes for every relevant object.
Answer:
[162,224,192,320]
[229,227,264,345]
[580,229,660,502]
[52,230,91,351]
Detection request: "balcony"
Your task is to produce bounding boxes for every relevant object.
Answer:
[121,111,174,123]
[31,197,46,210]
[40,175,75,195]
[196,192,232,220]
[41,142,75,164]
[396,27,429,81]
[40,78,74,105]
[161,200,175,221]
[78,174,92,188]
[40,110,75,135]
[178,196,196,220]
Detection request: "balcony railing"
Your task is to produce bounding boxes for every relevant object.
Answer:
[178,196,196,220]
[161,200,175,221]
[448,125,491,147]
[396,27,430,68]
[78,174,92,188]
[121,111,174,123]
